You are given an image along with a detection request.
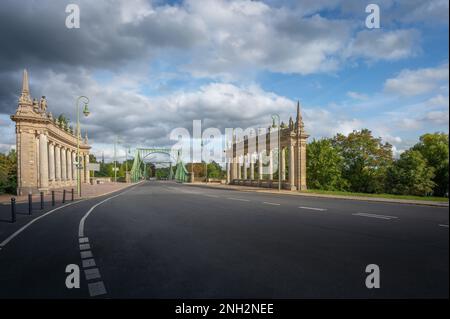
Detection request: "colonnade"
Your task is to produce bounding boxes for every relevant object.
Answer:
[37,133,90,190]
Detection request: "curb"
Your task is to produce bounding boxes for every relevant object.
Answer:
[185,183,449,208]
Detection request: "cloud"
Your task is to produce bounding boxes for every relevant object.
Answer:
[347,91,368,100]
[346,29,421,61]
[384,63,449,96]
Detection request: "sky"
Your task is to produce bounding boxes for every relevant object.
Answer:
[0,0,448,162]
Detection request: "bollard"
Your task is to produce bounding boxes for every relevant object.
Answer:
[40,192,44,210]
[71,188,74,202]
[62,189,66,203]
[11,198,16,223]
[28,193,32,215]
[52,190,55,206]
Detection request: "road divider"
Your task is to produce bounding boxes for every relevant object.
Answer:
[263,202,281,206]
[352,212,398,220]
[228,198,250,202]
[299,206,327,211]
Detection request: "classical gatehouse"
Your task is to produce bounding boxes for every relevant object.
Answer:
[10,70,91,195]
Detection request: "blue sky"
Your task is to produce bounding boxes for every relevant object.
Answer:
[0,0,448,160]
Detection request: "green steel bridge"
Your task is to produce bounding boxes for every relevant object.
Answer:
[130,148,189,183]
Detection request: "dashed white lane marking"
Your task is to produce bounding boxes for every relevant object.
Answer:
[80,250,93,259]
[84,268,101,280]
[353,213,398,220]
[263,202,281,206]
[0,201,78,248]
[79,243,91,250]
[204,194,219,198]
[88,281,107,297]
[439,224,449,228]
[228,197,250,202]
[77,185,141,297]
[299,206,327,211]
[82,258,96,268]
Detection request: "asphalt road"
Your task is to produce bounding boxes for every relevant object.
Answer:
[0,181,448,298]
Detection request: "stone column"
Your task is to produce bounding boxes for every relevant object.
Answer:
[48,142,55,182]
[243,155,248,180]
[250,154,255,180]
[55,145,61,182]
[268,150,273,180]
[61,147,67,182]
[258,153,263,180]
[39,133,49,189]
[67,149,72,181]
[281,147,286,181]
[226,161,231,184]
[72,152,76,180]
[237,157,241,179]
[289,143,295,190]
[85,153,90,183]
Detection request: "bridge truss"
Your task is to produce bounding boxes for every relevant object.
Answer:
[130,148,189,183]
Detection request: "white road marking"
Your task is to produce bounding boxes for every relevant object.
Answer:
[299,206,327,211]
[79,237,89,244]
[0,182,142,250]
[80,251,93,259]
[78,185,138,238]
[82,258,96,268]
[439,224,449,228]
[88,281,107,297]
[228,197,250,202]
[0,201,78,248]
[79,243,91,251]
[84,268,101,280]
[353,213,398,220]
[204,194,219,198]
[263,202,281,206]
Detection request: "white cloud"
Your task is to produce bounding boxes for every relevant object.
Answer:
[346,29,421,61]
[347,91,368,100]
[384,63,449,96]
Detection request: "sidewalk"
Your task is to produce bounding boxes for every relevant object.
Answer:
[0,182,132,205]
[186,182,449,207]
[0,182,136,240]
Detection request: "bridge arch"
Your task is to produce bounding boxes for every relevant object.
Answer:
[130,148,189,182]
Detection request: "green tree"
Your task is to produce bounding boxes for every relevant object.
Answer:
[412,133,449,196]
[307,138,348,191]
[207,161,225,179]
[332,129,393,193]
[0,149,17,194]
[386,150,435,196]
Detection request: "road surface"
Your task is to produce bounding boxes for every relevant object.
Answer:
[0,181,448,298]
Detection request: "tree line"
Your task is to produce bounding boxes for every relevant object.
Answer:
[307,130,448,197]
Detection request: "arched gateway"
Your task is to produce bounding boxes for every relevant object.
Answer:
[10,70,91,195]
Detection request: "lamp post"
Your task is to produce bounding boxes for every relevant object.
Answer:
[113,136,122,183]
[271,114,281,191]
[76,96,90,197]
[201,140,208,184]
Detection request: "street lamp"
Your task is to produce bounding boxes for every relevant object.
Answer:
[113,136,122,183]
[76,96,90,197]
[271,114,281,192]
[201,140,208,184]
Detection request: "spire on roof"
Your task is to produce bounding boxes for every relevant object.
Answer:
[19,69,32,105]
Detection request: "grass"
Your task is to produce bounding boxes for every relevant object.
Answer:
[302,189,449,202]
